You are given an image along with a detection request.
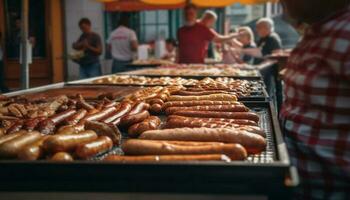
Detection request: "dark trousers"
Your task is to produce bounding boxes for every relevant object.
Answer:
[0,60,9,93]
[260,63,280,111]
[112,59,132,74]
[79,62,102,79]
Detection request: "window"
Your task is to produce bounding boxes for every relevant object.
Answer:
[139,10,169,42]
[4,0,46,59]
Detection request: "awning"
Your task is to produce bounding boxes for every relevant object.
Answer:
[98,0,278,11]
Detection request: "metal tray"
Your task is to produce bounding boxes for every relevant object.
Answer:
[0,102,293,197]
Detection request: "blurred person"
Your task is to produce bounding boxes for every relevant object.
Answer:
[0,33,9,93]
[255,18,282,59]
[221,29,243,64]
[107,13,138,73]
[280,0,350,199]
[237,26,256,64]
[177,5,240,64]
[73,18,102,79]
[162,38,177,62]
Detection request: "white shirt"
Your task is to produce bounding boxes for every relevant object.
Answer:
[107,26,137,61]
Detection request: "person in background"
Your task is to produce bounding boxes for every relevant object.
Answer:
[107,13,138,73]
[221,29,243,64]
[0,32,9,93]
[177,5,241,64]
[237,26,256,64]
[73,18,102,79]
[162,38,177,62]
[255,17,282,64]
[280,0,350,199]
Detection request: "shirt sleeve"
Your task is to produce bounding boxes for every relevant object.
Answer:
[130,30,138,42]
[203,27,216,41]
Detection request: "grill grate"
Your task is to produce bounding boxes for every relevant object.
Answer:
[247,107,276,163]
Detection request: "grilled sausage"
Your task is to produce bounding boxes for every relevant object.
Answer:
[6,120,24,134]
[84,121,121,144]
[128,102,150,115]
[173,90,230,96]
[56,124,85,135]
[85,107,118,122]
[119,110,150,127]
[64,109,87,125]
[168,94,237,102]
[75,136,113,159]
[51,152,74,161]
[163,101,242,109]
[43,130,98,153]
[128,116,161,138]
[23,117,46,131]
[0,128,5,137]
[150,104,163,114]
[18,135,49,160]
[0,130,26,145]
[103,102,132,124]
[165,105,249,115]
[140,128,266,154]
[122,139,247,160]
[0,131,42,158]
[104,154,231,162]
[167,115,258,126]
[172,111,260,123]
[147,98,164,106]
[37,109,77,135]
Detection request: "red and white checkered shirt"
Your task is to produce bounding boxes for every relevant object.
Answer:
[280,8,350,199]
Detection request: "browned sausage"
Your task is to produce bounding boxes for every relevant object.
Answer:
[75,136,113,159]
[163,101,242,109]
[85,107,118,122]
[140,127,266,154]
[6,120,24,134]
[128,102,150,115]
[104,154,231,162]
[172,111,259,123]
[121,139,247,160]
[167,115,258,126]
[64,109,87,125]
[147,98,164,106]
[128,116,161,138]
[165,105,249,115]
[84,121,121,144]
[51,152,74,161]
[0,130,26,145]
[150,104,163,114]
[0,128,5,137]
[0,131,42,158]
[43,130,98,153]
[119,110,150,127]
[168,94,237,102]
[77,95,95,111]
[56,124,85,135]
[103,102,132,124]
[37,109,77,135]
[23,117,46,131]
[173,90,230,96]
[18,135,49,160]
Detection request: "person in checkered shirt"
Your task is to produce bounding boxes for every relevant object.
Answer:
[280,0,350,199]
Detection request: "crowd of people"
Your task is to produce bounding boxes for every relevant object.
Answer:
[71,4,282,79]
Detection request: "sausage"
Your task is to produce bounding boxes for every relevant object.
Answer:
[51,152,74,161]
[43,130,98,153]
[75,136,113,159]
[0,128,5,137]
[6,120,24,134]
[168,94,237,102]
[128,116,161,138]
[104,101,119,108]
[147,98,164,106]
[84,121,121,144]
[121,139,247,160]
[0,130,26,145]
[165,105,249,115]
[165,117,265,137]
[103,102,132,124]
[37,109,77,135]
[167,115,258,126]
[150,104,163,114]
[128,102,150,115]
[0,131,42,158]
[163,101,242,109]
[18,135,49,160]
[173,90,230,96]
[56,124,85,135]
[119,110,150,127]
[104,154,231,162]
[64,109,87,125]
[23,117,46,131]
[140,128,266,154]
[85,107,118,122]
[77,95,95,111]
[172,111,260,123]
